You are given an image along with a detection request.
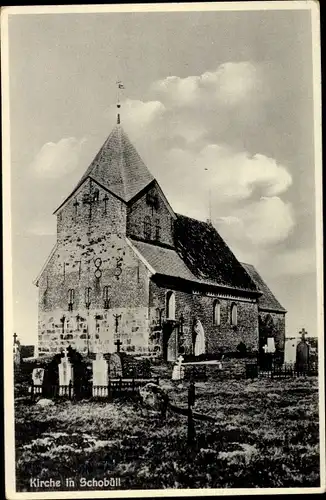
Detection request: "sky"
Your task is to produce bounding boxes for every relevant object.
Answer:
[6,5,321,345]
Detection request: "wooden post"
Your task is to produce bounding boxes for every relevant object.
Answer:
[68,380,72,400]
[187,381,196,447]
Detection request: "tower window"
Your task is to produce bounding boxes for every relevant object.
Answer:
[144,216,152,239]
[103,286,110,309]
[68,289,75,311]
[231,303,238,326]
[166,291,176,320]
[155,219,161,240]
[213,300,221,326]
[93,188,99,202]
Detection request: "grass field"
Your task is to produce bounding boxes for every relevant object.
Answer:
[15,376,320,491]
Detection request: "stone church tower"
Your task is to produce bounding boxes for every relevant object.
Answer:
[35,112,286,361]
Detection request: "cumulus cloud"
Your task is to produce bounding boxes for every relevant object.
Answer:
[122,98,165,129]
[30,137,87,179]
[237,196,295,245]
[106,99,166,144]
[216,196,295,246]
[159,143,292,210]
[151,62,263,109]
[197,145,292,199]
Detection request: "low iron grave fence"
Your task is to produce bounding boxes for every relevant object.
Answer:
[246,361,318,379]
[29,376,160,401]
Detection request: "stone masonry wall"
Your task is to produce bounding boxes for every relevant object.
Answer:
[148,280,259,355]
[126,183,175,247]
[37,179,151,356]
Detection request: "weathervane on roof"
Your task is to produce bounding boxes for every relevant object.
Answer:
[116,81,125,125]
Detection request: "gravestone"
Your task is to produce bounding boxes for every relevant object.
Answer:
[266,337,276,353]
[284,338,298,364]
[108,353,123,378]
[59,349,74,395]
[13,342,21,368]
[32,367,45,386]
[139,383,168,418]
[172,355,185,381]
[30,367,45,396]
[92,353,109,397]
[296,337,309,374]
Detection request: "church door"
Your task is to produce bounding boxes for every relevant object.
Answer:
[193,319,205,356]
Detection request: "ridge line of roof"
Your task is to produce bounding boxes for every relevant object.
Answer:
[118,125,128,200]
[241,262,286,312]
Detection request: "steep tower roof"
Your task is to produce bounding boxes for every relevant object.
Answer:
[55,124,154,212]
[79,124,154,202]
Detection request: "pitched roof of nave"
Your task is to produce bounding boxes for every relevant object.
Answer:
[241,263,287,313]
[75,124,154,203]
[173,214,258,291]
[130,214,261,294]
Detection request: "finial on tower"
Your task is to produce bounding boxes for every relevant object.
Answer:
[116,81,125,125]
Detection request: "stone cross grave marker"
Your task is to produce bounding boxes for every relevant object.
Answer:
[296,333,309,373]
[172,354,185,381]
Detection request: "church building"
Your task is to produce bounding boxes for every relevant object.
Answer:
[35,109,286,362]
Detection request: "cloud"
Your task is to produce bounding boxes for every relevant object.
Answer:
[151,62,263,109]
[106,99,166,143]
[30,137,86,179]
[122,98,165,128]
[216,196,295,246]
[158,143,292,212]
[197,145,292,200]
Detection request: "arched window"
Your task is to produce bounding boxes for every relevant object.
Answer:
[213,300,221,326]
[68,289,75,311]
[144,216,152,239]
[93,188,99,202]
[155,219,161,240]
[166,291,176,320]
[231,302,238,326]
[103,286,110,310]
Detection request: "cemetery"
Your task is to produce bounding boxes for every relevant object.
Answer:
[13,328,320,491]
[15,369,319,490]
[14,327,318,407]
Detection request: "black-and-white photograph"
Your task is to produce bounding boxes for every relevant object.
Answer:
[2,2,324,498]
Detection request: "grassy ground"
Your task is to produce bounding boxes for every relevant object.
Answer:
[15,376,320,491]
